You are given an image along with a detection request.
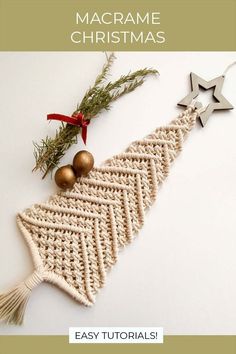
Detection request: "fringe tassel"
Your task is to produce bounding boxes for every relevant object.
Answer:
[0,271,43,325]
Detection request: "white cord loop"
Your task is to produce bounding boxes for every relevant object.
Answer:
[223,61,236,77]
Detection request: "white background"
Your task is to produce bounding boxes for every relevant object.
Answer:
[0,52,235,335]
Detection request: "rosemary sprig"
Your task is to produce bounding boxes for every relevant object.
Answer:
[33,53,158,178]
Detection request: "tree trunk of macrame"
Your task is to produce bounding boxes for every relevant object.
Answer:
[0,106,197,325]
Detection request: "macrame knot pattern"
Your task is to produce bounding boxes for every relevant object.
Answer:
[0,105,198,325]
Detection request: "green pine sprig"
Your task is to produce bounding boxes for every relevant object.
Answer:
[33,53,158,178]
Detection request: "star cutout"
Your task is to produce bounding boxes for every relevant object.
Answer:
[178,73,233,126]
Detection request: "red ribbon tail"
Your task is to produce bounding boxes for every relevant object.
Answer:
[47,114,79,126]
[81,126,87,145]
[47,113,88,144]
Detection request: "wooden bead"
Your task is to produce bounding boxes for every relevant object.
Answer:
[73,150,94,177]
[54,165,76,189]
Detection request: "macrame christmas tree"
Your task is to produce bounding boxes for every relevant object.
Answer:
[0,105,198,324]
[1,63,234,325]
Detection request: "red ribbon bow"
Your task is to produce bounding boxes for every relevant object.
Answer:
[47,112,90,144]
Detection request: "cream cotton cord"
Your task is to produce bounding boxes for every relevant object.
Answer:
[0,105,198,325]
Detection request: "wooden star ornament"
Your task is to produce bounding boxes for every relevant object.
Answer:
[178,73,234,127]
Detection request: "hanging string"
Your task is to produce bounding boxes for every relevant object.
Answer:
[222,61,236,77]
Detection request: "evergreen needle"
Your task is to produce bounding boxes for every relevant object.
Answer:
[33,53,158,178]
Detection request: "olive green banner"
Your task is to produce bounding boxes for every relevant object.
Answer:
[0,335,236,354]
[0,0,235,51]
